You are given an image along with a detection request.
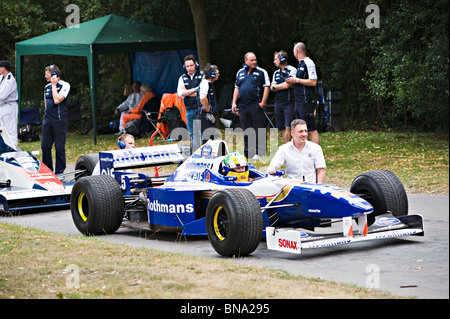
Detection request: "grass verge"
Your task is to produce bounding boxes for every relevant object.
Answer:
[19,130,449,194]
[0,223,400,299]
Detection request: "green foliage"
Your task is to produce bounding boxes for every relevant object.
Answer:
[362,0,449,131]
[1,0,448,132]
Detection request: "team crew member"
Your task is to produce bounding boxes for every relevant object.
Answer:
[42,64,70,174]
[0,60,19,149]
[285,42,319,144]
[195,64,219,150]
[231,52,270,159]
[177,55,204,149]
[270,50,296,143]
[92,133,135,175]
[267,119,326,183]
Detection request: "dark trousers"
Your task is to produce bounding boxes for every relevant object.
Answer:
[295,99,318,132]
[41,119,68,174]
[196,111,216,145]
[239,104,266,158]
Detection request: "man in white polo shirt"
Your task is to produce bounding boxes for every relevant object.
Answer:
[267,118,326,183]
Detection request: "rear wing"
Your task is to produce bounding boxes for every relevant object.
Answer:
[98,144,190,175]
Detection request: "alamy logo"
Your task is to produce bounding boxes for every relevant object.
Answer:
[366,4,380,29]
[148,199,194,214]
[65,4,80,28]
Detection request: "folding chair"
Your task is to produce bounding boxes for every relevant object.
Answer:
[264,104,276,128]
[19,106,42,142]
[140,96,161,136]
[144,93,187,141]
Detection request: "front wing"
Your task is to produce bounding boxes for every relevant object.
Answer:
[266,214,424,254]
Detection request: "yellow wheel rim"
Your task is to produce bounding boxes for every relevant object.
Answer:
[77,192,88,222]
[213,206,226,241]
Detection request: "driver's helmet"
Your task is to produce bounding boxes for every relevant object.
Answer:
[221,152,249,182]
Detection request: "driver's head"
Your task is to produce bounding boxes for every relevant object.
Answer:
[222,152,249,182]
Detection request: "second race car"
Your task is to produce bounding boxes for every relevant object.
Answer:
[0,127,74,214]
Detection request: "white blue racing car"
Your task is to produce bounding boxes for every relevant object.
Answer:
[70,139,424,257]
[0,128,74,214]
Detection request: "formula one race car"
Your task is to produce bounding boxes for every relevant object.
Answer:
[0,127,74,214]
[70,139,424,257]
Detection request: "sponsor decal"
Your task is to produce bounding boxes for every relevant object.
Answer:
[305,238,352,248]
[278,238,298,250]
[373,229,420,239]
[376,217,400,226]
[114,149,181,164]
[15,155,40,172]
[201,144,213,159]
[148,199,194,214]
[299,232,309,237]
[266,227,301,254]
[183,160,213,170]
[308,208,321,213]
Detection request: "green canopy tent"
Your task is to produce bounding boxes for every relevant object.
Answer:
[15,14,196,144]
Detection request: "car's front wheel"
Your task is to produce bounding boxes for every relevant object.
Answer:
[71,175,124,235]
[350,169,408,224]
[205,188,263,257]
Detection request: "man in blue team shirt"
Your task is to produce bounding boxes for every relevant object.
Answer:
[42,65,71,174]
[177,55,204,150]
[285,42,319,144]
[270,50,297,143]
[231,52,270,159]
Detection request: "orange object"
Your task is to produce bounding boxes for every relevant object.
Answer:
[122,91,156,128]
[156,93,186,140]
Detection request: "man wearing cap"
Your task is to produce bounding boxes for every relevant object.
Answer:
[0,60,19,149]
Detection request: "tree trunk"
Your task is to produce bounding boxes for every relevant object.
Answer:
[188,0,211,69]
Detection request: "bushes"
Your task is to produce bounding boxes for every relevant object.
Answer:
[2,0,448,132]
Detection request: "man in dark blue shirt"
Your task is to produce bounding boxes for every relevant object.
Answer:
[286,42,319,144]
[232,52,270,159]
[42,65,70,174]
[270,50,296,143]
[177,55,204,150]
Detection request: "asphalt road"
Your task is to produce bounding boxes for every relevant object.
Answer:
[1,194,448,299]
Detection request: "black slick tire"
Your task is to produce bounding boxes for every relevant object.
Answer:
[75,153,99,179]
[205,188,263,257]
[71,175,124,235]
[350,169,408,223]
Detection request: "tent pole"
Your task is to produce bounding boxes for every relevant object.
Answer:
[15,49,23,126]
[88,47,98,145]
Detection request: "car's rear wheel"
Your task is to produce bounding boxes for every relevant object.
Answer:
[350,169,408,224]
[71,175,124,235]
[75,154,99,180]
[205,188,263,257]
